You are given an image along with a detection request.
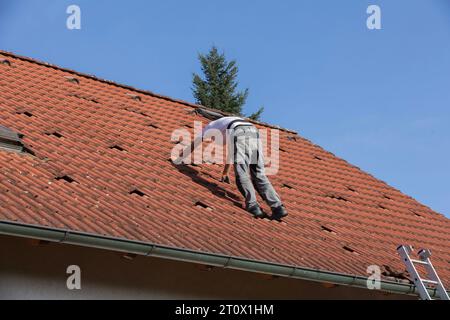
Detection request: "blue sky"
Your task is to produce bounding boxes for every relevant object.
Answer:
[1,0,449,217]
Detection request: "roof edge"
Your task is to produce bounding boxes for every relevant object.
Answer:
[0,50,297,134]
[1,219,444,298]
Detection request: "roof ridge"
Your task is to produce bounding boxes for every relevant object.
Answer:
[0,49,297,134]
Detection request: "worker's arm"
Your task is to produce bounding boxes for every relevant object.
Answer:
[174,136,203,164]
[221,137,234,183]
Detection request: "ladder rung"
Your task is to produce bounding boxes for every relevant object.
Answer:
[411,259,429,265]
[421,279,438,285]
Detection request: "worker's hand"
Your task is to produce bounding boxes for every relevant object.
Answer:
[172,156,185,165]
[221,164,231,183]
[220,175,231,184]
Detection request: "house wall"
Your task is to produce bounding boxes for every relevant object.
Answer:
[0,235,413,300]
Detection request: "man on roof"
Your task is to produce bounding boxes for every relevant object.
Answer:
[175,116,288,220]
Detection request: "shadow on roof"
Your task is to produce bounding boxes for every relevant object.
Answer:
[170,162,242,208]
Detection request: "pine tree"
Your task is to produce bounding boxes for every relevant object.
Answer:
[192,46,263,120]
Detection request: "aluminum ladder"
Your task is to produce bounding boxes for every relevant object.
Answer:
[397,245,449,300]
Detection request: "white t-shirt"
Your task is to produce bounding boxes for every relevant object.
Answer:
[202,116,252,138]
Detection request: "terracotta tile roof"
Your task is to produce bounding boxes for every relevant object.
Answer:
[1,50,449,287]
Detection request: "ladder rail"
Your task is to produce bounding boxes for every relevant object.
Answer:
[419,254,450,300]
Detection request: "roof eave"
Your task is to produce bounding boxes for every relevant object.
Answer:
[1,220,445,298]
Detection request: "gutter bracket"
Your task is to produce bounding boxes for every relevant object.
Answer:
[146,244,156,256]
[223,256,232,268]
[60,230,70,243]
[289,267,297,278]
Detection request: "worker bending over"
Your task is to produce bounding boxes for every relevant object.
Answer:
[178,116,288,220]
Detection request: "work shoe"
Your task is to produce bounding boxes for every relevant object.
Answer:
[271,205,288,220]
[247,204,264,218]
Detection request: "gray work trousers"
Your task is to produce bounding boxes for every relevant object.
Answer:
[231,125,282,209]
